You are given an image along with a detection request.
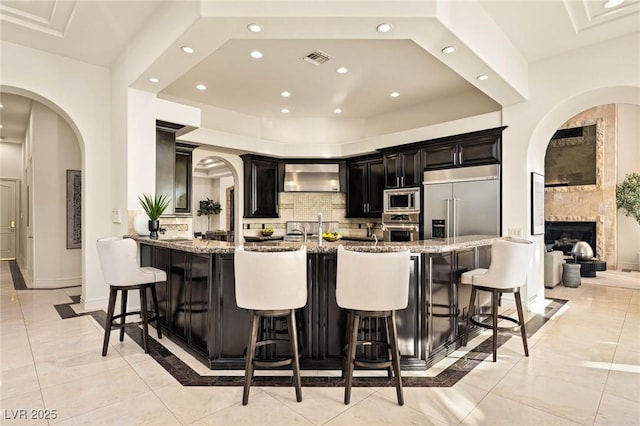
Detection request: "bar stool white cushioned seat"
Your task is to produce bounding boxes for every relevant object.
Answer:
[234,246,307,405]
[96,237,165,356]
[336,245,411,406]
[461,237,533,362]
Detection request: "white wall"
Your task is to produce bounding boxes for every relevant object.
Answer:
[617,104,640,270]
[30,103,81,286]
[0,143,23,178]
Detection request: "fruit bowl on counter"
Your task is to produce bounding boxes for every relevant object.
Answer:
[322,232,342,242]
[261,228,274,237]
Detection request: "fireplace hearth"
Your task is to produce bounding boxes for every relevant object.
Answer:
[545,221,597,256]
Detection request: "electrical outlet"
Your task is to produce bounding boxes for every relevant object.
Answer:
[507,228,522,237]
[111,208,121,224]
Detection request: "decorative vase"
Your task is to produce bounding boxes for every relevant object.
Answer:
[133,214,148,236]
[571,241,594,261]
[148,220,160,239]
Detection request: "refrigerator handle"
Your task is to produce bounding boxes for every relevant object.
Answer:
[446,198,451,238]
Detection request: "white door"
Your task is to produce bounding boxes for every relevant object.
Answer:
[0,180,18,260]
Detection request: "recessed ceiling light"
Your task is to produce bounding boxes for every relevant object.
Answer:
[281,108,290,114]
[250,50,263,59]
[148,77,159,83]
[181,46,195,54]
[334,108,342,114]
[441,46,456,54]
[604,0,624,8]
[390,92,400,98]
[196,84,207,91]
[376,23,392,33]
[247,23,262,32]
[281,91,291,97]
[336,67,348,74]
[476,74,489,81]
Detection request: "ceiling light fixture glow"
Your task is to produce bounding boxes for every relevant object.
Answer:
[281,108,290,114]
[181,46,195,54]
[336,67,348,74]
[250,50,263,59]
[247,23,262,32]
[281,91,291,97]
[334,108,342,114]
[390,92,400,98]
[604,0,624,8]
[441,46,456,54]
[196,84,207,91]
[376,23,392,33]
[476,74,489,81]
[148,77,159,83]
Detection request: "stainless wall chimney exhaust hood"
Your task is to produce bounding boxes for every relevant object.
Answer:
[284,164,340,192]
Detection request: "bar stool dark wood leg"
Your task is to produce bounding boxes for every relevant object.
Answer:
[102,287,117,356]
[514,290,529,356]
[140,286,149,353]
[119,289,128,342]
[288,309,302,402]
[243,311,259,406]
[463,286,477,347]
[150,285,162,339]
[491,289,499,362]
[387,311,404,406]
[344,312,360,405]
[385,317,393,379]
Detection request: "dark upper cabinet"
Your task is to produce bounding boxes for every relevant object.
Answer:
[156,125,196,214]
[384,149,421,188]
[241,154,279,218]
[422,127,503,171]
[346,156,384,218]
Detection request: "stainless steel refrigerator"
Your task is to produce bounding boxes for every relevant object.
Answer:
[422,164,500,238]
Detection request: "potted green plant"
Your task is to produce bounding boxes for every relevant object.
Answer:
[138,193,170,239]
[197,198,222,237]
[616,172,640,270]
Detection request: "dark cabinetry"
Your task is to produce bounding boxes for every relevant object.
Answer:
[156,125,196,214]
[422,127,503,170]
[346,156,385,218]
[384,149,421,188]
[241,154,279,218]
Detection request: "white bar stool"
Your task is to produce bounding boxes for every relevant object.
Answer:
[96,237,165,356]
[336,245,411,406]
[461,237,534,362]
[234,246,307,406]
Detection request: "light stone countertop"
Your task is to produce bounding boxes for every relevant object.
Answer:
[128,234,500,254]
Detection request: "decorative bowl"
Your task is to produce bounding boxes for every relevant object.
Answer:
[322,233,342,242]
[261,229,274,237]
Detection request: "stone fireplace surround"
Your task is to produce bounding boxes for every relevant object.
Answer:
[544,105,616,268]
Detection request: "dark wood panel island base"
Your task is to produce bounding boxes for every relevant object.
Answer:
[136,236,496,371]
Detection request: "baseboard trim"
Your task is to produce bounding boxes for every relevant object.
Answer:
[33,277,81,288]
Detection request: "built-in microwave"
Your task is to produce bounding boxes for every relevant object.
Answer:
[383,188,420,213]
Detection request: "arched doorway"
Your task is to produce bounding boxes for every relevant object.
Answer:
[528,88,640,273]
[0,90,83,289]
[191,149,240,242]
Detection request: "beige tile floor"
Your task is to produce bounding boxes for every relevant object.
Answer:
[1,261,638,425]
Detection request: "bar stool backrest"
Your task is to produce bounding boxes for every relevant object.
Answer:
[473,238,534,290]
[234,246,308,310]
[96,237,151,286]
[336,246,411,311]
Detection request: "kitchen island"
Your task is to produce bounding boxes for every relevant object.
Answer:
[134,235,497,370]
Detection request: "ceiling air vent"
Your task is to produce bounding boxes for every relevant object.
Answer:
[301,49,333,66]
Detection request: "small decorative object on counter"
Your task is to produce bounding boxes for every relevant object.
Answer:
[197,198,222,234]
[138,193,170,239]
[322,232,342,242]
[261,228,274,237]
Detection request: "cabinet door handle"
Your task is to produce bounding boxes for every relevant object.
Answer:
[401,176,405,187]
[396,177,400,187]
[458,147,463,165]
[452,150,457,166]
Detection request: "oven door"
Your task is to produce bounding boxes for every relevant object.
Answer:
[382,224,419,242]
